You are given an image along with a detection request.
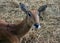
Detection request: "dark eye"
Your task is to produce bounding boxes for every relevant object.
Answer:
[27,11,32,17]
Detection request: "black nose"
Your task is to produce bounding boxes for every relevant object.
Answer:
[38,5,47,12]
[34,23,40,28]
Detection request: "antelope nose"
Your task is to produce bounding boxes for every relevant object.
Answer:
[32,23,41,29]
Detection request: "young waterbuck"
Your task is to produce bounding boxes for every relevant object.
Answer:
[0,3,47,43]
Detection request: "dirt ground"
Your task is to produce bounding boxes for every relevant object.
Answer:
[0,0,60,43]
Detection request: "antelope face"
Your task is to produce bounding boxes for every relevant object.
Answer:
[20,3,41,29]
[26,9,41,29]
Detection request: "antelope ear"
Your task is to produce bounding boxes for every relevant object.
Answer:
[38,5,47,20]
[38,5,47,13]
[19,3,32,17]
[19,3,29,13]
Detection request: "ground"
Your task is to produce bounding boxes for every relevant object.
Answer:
[0,0,60,43]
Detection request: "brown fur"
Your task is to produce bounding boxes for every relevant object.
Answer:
[0,9,40,43]
[0,30,19,43]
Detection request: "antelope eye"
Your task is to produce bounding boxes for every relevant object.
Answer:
[27,11,32,17]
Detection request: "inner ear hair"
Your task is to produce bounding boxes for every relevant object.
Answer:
[38,5,47,12]
[37,5,47,20]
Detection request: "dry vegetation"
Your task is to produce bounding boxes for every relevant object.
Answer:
[0,0,60,43]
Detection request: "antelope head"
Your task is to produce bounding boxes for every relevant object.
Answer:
[19,3,47,29]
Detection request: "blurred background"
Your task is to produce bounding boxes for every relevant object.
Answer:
[0,0,60,43]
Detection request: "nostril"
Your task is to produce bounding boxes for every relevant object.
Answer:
[33,23,41,29]
[34,23,39,28]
